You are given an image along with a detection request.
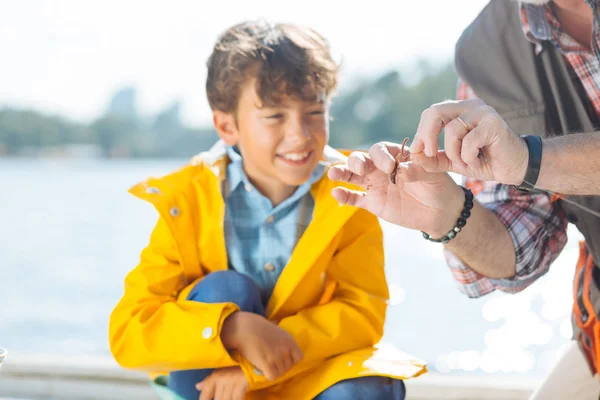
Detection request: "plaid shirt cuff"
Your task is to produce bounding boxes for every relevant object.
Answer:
[444,181,568,298]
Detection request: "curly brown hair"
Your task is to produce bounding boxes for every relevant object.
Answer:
[206,20,339,113]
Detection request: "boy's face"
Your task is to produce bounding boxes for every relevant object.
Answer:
[214,75,329,203]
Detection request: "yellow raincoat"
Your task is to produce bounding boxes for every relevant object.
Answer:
[109,142,426,399]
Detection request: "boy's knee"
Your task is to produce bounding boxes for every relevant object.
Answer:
[187,270,262,312]
[317,376,405,400]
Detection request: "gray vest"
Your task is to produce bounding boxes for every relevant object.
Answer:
[455,0,600,353]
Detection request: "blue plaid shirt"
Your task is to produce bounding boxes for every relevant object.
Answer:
[223,146,326,303]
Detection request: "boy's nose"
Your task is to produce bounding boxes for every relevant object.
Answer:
[286,119,310,144]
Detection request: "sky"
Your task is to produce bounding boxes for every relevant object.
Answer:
[0,0,490,127]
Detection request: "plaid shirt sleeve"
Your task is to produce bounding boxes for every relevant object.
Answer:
[443,79,569,298]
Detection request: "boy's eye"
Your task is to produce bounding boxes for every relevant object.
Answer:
[309,110,325,115]
[266,113,284,119]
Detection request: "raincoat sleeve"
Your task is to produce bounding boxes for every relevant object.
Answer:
[239,209,388,389]
[108,215,240,372]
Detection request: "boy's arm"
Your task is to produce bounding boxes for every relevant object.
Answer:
[239,209,388,389]
[109,215,239,372]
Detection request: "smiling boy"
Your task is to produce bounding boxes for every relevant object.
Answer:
[109,20,425,400]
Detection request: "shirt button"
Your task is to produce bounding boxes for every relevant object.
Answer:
[202,327,213,339]
[253,367,263,376]
[244,184,252,192]
[264,263,276,272]
[266,215,274,224]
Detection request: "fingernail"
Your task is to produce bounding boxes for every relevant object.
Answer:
[387,160,396,173]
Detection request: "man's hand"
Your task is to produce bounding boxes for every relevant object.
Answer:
[409,98,529,185]
[328,142,466,238]
[220,311,303,381]
[196,366,248,400]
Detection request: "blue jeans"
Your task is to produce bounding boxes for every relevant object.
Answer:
[168,271,265,400]
[314,376,406,400]
[168,270,405,400]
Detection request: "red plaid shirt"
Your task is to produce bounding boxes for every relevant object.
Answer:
[444,1,600,297]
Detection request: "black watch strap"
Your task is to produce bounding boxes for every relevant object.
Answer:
[515,135,543,192]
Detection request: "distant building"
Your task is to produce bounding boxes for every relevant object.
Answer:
[108,87,138,121]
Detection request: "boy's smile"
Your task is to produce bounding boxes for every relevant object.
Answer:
[276,150,313,165]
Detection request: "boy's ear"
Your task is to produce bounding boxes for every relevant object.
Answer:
[213,110,238,145]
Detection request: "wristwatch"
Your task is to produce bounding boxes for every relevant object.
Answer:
[514,135,543,192]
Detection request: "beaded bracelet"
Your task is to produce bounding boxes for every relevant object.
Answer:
[421,186,474,244]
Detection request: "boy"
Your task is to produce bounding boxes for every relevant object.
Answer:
[109,21,426,400]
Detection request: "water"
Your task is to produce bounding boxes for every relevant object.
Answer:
[0,158,580,378]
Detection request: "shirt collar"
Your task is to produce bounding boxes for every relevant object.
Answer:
[520,0,600,55]
[225,145,248,196]
[225,145,327,201]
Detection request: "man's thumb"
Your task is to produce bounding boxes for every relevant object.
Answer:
[411,151,454,174]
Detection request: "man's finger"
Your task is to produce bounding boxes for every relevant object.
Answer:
[412,108,441,157]
[327,166,367,187]
[443,118,469,169]
[413,99,484,157]
[330,188,368,209]
[411,151,454,174]
[462,128,486,165]
[368,142,400,174]
[461,126,489,168]
[453,105,494,163]
[394,162,442,184]
[409,135,425,155]
[346,151,373,176]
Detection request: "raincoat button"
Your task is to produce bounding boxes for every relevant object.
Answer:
[266,215,274,224]
[348,362,353,367]
[202,327,213,339]
[146,187,160,194]
[264,263,275,272]
[170,207,180,217]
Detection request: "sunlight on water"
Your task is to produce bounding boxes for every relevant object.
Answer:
[424,226,583,375]
[383,219,581,376]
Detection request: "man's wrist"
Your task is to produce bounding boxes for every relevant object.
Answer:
[428,185,467,238]
[513,135,543,190]
[534,138,558,190]
[510,136,530,186]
